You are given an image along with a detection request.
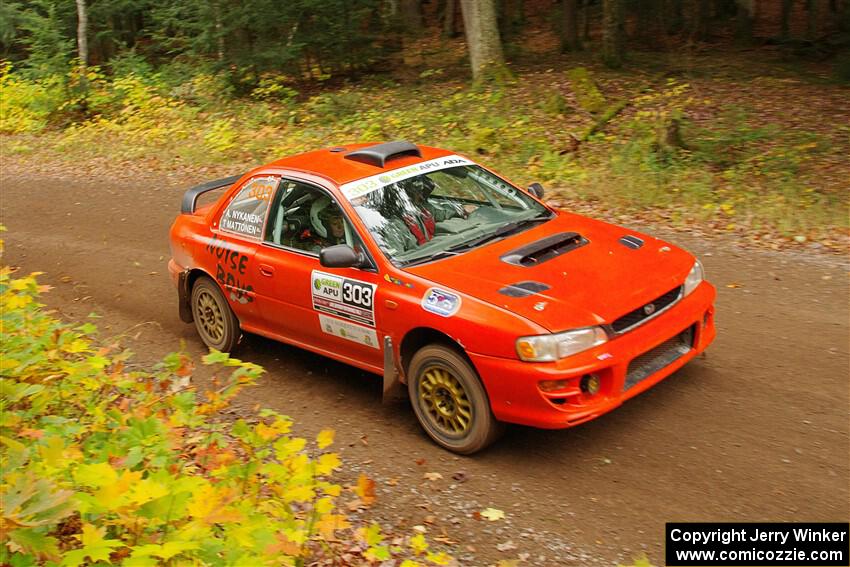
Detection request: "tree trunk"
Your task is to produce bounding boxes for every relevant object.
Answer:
[581,0,591,41]
[215,3,225,62]
[443,0,459,37]
[781,0,793,38]
[665,0,684,34]
[637,0,665,48]
[381,0,404,54]
[500,0,524,41]
[561,0,581,51]
[75,0,88,67]
[602,0,625,68]
[400,0,423,32]
[735,0,754,43]
[460,0,509,82]
[806,0,820,39]
[840,0,850,32]
[691,0,711,41]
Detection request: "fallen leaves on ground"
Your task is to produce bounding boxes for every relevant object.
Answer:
[479,508,505,521]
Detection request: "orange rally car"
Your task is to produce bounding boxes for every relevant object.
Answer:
[169,141,716,454]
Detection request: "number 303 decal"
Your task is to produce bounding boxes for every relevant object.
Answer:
[343,280,373,309]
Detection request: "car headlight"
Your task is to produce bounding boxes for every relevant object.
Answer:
[516,327,608,362]
[683,259,704,296]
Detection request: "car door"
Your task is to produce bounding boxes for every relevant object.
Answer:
[204,174,278,328]
[252,178,385,371]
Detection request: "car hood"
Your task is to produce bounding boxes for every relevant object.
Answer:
[406,211,695,333]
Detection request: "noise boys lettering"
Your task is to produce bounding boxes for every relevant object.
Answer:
[206,235,254,304]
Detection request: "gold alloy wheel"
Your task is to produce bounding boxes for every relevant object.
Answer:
[196,289,225,344]
[418,366,473,436]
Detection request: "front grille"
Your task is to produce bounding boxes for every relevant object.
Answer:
[624,326,694,391]
[611,286,682,334]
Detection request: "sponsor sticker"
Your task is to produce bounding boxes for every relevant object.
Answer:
[421,288,462,317]
[340,155,474,200]
[311,270,377,327]
[319,314,379,349]
[383,273,414,288]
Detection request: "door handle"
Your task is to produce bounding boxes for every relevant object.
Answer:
[259,264,275,277]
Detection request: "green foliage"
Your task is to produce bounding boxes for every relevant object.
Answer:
[252,75,298,103]
[540,90,572,116]
[0,62,66,133]
[10,0,74,76]
[147,0,383,79]
[567,67,607,114]
[0,267,451,566]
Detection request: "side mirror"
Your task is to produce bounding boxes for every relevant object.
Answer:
[528,183,545,199]
[320,244,364,269]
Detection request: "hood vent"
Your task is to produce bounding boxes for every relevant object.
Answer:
[501,232,588,267]
[498,281,551,298]
[619,235,644,249]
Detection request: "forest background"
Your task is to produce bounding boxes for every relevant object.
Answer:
[2,0,849,249]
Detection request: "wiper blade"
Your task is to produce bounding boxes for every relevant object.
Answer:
[446,217,550,253]
[401,250,459,267]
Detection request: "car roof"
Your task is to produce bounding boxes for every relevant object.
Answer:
[265,142,458,186]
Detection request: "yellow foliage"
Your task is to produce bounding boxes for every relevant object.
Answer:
[316,428,335,449]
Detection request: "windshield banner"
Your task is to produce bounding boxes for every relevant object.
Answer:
[340,155,474,200]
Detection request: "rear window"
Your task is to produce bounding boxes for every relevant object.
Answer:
[219,176,277,239]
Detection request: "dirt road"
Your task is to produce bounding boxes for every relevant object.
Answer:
[2,174,848,566]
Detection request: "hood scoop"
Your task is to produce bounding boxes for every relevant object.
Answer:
[501,232,588,267]
[498,281,551,298]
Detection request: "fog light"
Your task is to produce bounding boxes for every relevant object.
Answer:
[580,374,601,395]
[539,379,569,392]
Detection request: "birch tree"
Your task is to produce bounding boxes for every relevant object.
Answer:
[460,0,509,82]
[75,0,87,66]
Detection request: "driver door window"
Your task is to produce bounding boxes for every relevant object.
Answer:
[265,181,351,253]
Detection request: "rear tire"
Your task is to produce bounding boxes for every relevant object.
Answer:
[408,344,504,454]
[191,276,240,353]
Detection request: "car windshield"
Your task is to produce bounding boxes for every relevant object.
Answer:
[348,164,553,266]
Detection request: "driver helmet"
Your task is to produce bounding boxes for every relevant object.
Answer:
[405,175,436,202]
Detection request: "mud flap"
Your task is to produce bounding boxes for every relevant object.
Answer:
[177,270,193,323]
[382,336,406,404]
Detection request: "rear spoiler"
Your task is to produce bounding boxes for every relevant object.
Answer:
[180,175,242,214]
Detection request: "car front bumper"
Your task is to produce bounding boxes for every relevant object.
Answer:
[468,281,717,429]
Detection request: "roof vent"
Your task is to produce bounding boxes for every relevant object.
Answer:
[344,141,422,167]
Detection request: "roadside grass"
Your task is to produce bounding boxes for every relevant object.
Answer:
[1,55,848,249]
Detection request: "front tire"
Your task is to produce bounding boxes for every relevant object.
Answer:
[191,276,240,353]
[408,345,503,454]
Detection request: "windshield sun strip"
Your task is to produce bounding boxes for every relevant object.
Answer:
[339,155,475,201]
